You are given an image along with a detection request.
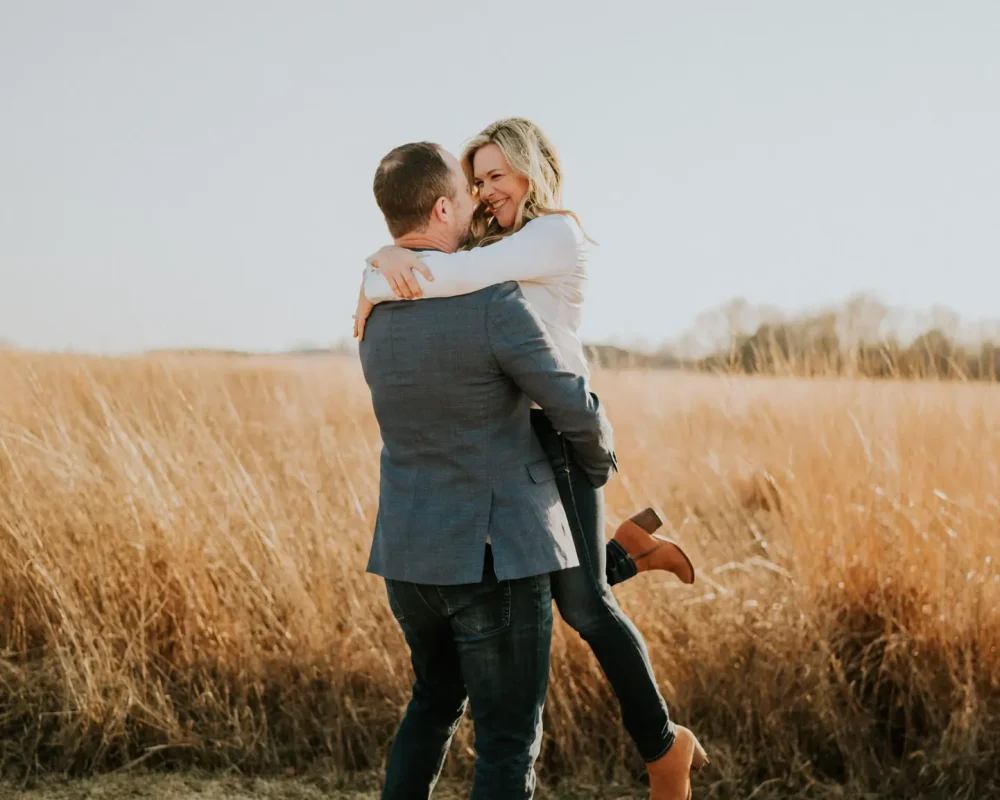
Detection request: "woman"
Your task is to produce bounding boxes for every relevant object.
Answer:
[354,119,707,798]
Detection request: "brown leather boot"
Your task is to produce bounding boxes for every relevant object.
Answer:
[613,508,696,585]
[646,726,709,800]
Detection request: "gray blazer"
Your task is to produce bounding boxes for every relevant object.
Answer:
[359,281,616,585]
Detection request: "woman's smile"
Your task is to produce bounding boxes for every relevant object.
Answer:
[473,143,530,229]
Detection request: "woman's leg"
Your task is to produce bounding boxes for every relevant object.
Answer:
[605,538,638,587]
[530,411,676,763]
[543,450,691,587]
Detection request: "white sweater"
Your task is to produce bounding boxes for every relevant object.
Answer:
[363,214,590,379]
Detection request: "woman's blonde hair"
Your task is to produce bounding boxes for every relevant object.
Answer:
[460,117,588,248]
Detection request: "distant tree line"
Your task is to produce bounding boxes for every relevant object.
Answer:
[586,294,1000,381]
[696,320,1000,380]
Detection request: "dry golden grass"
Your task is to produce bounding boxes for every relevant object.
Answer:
[1,351,998,798]
[1,771,640,799]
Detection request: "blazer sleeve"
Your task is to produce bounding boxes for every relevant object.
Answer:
[485,281,616,488]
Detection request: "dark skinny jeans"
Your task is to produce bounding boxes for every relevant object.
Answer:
[532,409,676,763]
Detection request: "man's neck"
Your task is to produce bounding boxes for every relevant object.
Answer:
[394,230,456,253]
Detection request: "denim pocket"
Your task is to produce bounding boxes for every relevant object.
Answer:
[444,583,512,640]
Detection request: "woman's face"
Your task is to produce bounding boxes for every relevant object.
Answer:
[472,143,529,230]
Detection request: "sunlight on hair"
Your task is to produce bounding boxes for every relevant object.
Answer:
[461,117,592,248]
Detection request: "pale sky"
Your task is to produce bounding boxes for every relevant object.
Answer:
[2,1,998,354]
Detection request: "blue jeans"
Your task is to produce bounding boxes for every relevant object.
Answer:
[382,547,553,800]
[606,536,638,586]
[531,410,676,763]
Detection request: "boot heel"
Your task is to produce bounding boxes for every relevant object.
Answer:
[630,506,663,534]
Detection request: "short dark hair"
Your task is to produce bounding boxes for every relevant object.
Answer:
[373,142,456,238]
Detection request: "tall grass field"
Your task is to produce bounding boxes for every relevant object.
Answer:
[1,351,997,798]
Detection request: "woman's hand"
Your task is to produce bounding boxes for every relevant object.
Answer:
[369,246,435,299]
[353,281,374,342]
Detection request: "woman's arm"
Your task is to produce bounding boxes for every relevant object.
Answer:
[364,214,583,303]
[352,274,375,341]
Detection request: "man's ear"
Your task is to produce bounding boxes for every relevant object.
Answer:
[432,196,451,224]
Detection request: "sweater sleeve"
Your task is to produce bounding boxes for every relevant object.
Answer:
[363,214,583,304]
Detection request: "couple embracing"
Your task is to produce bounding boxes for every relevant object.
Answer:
[354,118,708,799]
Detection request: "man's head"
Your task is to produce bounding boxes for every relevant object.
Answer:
[372,142,476,251]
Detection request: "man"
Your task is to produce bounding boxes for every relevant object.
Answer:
[358,141,616,799]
